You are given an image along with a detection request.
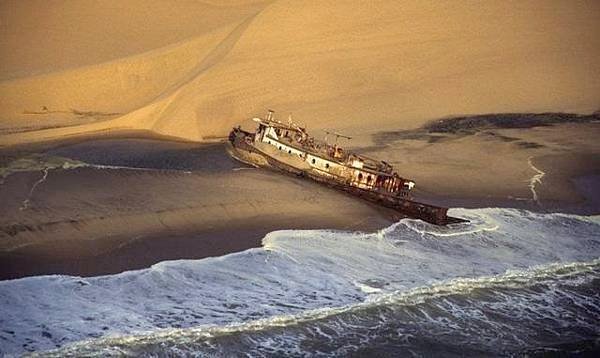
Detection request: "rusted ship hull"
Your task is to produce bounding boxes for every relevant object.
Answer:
[228,128,464,225]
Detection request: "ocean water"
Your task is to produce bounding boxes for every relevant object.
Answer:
[0,208,599,357]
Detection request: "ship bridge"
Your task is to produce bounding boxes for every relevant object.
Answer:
[250,110,415,196]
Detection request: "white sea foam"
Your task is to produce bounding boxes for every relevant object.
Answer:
[0,154,88,184]
[0,154,186,184]
[528,156,546,204]
[19,167,50,211]
[34,257,600,357]
[0,208,599,355]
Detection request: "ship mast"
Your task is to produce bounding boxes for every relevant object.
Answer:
[266,109,274,121]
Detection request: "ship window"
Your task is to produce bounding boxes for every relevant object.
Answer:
[279,146,282,150]
[358,173,363,180]
[311,158,316,164]
[288,150,291,154]
[325,163,329,169]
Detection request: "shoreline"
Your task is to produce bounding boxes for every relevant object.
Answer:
[0,211,393,281]
[0,136,399,280]
[1,165,597,281]
[1,119,599,280]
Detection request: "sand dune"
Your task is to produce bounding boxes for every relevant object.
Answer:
[0,0,268,139]
[0,0,268,79]
[0,0,599,145]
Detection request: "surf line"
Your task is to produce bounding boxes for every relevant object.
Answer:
[20,167,49,211]
[527,156,545,204]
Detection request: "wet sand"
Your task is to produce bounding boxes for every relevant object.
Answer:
[0,136,397,279]
[1,118,599,280]
[351,118,600,215]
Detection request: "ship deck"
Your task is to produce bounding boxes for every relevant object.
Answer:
[266,133,395,178]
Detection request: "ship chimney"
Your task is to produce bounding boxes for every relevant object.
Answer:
[266,109,274,121]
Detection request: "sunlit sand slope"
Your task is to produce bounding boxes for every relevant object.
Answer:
[1,0,598,145]
[0,0,268,79]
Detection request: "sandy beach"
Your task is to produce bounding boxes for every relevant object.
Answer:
[0,137,399,279]
[1,115,599,279]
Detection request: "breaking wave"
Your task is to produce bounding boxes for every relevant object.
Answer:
[1,208,599,356]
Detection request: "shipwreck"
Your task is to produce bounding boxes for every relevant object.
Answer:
[227,110,464,225]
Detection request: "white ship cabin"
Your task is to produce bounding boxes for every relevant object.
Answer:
[251,110,415,196]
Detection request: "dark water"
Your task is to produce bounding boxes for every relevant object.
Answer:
[52,262,599,357]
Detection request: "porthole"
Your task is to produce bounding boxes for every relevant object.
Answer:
[358,173,363,180]
[279,146,282,150]
[367,175,372,183]
[288,150,292,154]
[311,158,316,164]
[325,163,329,169]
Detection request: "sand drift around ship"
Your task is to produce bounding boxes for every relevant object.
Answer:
[228,110,464,225]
